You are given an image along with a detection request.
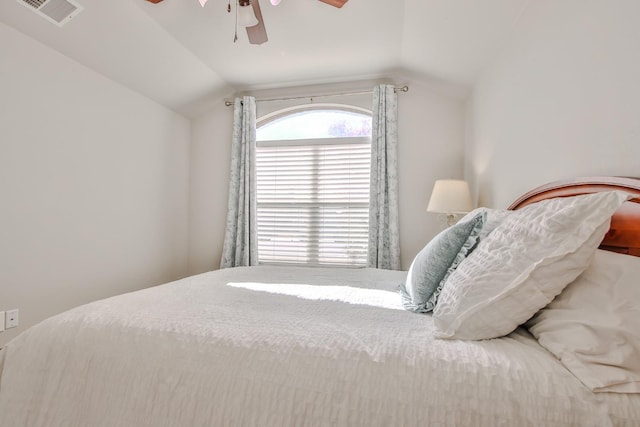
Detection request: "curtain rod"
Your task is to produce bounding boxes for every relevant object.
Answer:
[224,85,409,107]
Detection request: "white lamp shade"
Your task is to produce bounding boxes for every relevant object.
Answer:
[427,179,473,214]
[238,2,259,27]
[270,0,282,4]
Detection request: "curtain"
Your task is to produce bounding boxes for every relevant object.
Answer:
[220,96,258,268]
[367,84,401,270]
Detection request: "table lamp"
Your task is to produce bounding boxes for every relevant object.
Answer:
[427,179,473,226]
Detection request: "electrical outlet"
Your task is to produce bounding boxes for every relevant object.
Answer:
[5,309,19,329]
[0,311,5,332]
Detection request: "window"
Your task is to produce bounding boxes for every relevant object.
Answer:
[256,106,372,267]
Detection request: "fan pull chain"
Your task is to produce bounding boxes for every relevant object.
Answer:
[233,0,238,42]
[227,0,231,13]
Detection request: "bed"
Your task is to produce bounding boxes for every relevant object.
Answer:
[1,177,639,426]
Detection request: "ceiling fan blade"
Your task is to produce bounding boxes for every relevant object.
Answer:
[144,0,164,3]
[246,0,268,45]
[318,0,348,8]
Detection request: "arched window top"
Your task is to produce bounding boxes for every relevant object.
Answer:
[257,105,372,141]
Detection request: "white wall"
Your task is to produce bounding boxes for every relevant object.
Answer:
[466,0,640,208]
[188,77,466,272]
[397,79,466,268]
[188,101,234,275]
[0,23,191,346]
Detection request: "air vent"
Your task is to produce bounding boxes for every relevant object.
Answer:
[17,0,83,27]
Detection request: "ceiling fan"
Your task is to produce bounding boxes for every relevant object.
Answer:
[144,0,349,45]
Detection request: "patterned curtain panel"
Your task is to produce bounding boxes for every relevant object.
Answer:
[367,85,401,270]
[220,96,258,268]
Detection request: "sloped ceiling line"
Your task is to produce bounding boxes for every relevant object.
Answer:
[0,0,530,118]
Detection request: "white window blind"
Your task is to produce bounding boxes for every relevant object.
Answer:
[256,137,371,267]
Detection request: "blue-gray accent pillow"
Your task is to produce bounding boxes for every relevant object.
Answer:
[400,212,485,313]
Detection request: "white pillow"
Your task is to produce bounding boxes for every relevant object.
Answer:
[433,190,631,340]
[527,249,640,393]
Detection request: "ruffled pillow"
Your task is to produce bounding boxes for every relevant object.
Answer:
[399,212,485,313]
[457,207,514,240]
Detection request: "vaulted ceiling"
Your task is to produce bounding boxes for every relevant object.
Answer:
[0,0,530,117]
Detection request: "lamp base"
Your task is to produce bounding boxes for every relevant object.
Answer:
[435,213,458,229]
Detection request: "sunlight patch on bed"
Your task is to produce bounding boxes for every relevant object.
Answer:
[226,282,403,310]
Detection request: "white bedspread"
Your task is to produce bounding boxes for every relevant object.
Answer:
[0,266,638,426]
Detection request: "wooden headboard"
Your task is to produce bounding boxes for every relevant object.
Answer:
[508,176,640,257]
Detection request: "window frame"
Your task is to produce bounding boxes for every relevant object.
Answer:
[255,103,373,268]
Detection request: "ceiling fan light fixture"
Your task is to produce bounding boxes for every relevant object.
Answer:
[238,0,259,27]
[270,0,282,5]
